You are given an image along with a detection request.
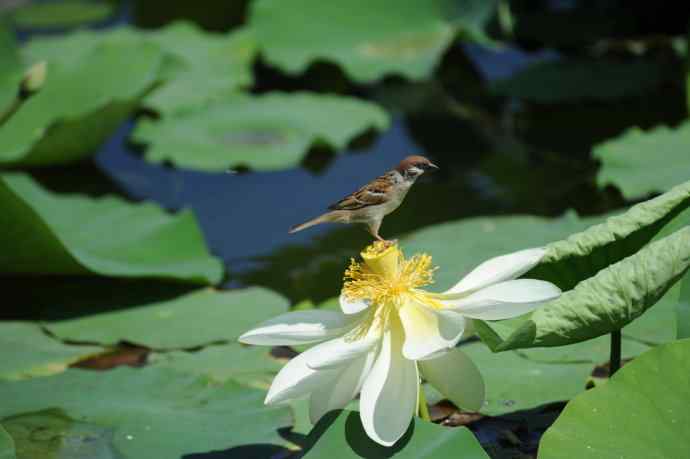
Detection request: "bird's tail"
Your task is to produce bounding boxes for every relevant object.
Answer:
[288,212,340,234]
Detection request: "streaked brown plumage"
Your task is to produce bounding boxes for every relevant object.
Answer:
[289,155,438,241]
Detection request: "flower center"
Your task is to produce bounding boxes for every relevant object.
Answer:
[342,242,440,340]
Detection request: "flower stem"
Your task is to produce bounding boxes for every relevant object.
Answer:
[609,330,621,377]
[0,97,21,127]
[418,386,431,422]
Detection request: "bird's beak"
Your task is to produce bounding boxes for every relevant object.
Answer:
[426,162,439,171]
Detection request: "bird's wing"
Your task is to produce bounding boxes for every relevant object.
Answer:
[328,174,392,210]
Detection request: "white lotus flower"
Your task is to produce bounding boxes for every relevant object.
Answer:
[239,242,560,446]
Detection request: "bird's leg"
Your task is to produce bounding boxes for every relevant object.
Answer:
[367,220,396,246]
[366,220,384,241]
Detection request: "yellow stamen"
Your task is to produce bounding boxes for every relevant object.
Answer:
[342,242,439,340]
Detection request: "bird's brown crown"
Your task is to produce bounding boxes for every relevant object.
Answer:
[395,155,434,173]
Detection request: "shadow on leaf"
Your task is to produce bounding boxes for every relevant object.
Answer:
[300,410,414,459]
[183,443,291,459]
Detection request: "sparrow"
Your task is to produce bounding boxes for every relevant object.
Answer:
[289,155,438,242]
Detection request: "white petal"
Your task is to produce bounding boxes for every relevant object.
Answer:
[399,301,465,361]
[445,247,546,296]
[359,324,418,447]
[264,343,341,405]
[444,279,561,320]
[419,348,485,411]
[309,350,377,424]
[239,310,353,345]
[340,294,369,314]
[306,331,380,370]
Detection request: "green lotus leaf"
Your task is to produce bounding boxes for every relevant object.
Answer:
[482,280,676,351]
[22,22,256,116]
[302,410,488,459]
[622,282,679,345]
[426,334,646,416]
[529,179,690,290]
[538,338,690,459]
[0,366,292,458]
[0,322,103,381]
[0,70,22,121]
[249,0,496,83]
[0,24,19,71]
[478,226,690,351]
[457,339,648,416]
[492,57,667,102]
[403,212,596,292]
[132,91,390,171]
[0,39,166,166]
[514,334,650,365]
[594,123,690,199]
[11,0,114,28]
[45,287,287,349]
[678,271,690,339]
[0,425,14,459]
[149,343,283,389]
[21,26,137,66]
[140,23,256,115]
[0,173,223,284]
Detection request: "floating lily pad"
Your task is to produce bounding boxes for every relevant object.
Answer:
[45,287,288,349]
[302,410,489,458]
[0,39,166,166]
[0,69,22,121]
[461,342,594,416]
[0,322,103,381]
[515,334,650,365]
[250,0,496,82]
[0,24,19,71]
[11,1,114,28]
[402,212,595,291]
[0,366,292,458]
[140,23,256,115]
[0,425,14,459]
[452,335,646,416]
[539,339,690,459]
[492,58,667,103]
[132,91,390,171]
[0,173,223,284]
[22,22,256,116]
[149,343,283,389]
[21,26,135,66]
[594,123,690,199]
